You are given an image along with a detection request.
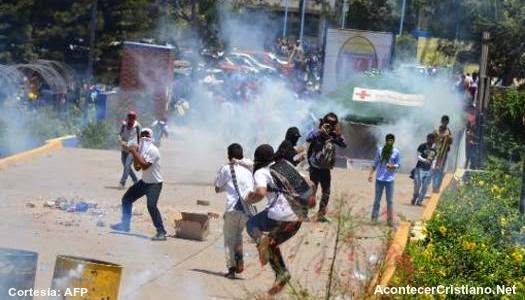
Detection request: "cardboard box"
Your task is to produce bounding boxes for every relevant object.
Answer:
[174,212,209,241]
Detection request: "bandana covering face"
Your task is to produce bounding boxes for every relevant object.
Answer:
[139,137,154,157]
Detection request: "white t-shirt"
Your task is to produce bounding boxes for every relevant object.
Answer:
[254,165,299,222]
[214,160,254,212]
[141,143,163,184]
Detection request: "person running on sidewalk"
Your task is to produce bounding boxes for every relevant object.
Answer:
[412,133,437,206]
[111,128,167,241]
[118,111,141,188]
[214,143,256,279]
[432,115,453,192]
[368,134,400,227]
[306,112,347,222]
[246,144,304,295]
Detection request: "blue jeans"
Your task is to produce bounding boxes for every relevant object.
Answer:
[121,181,165,234]
[120,151,138,185]
[414,168,432,204]
[371,180,394,224]
[432,168,444,191]
[246,210,278,243]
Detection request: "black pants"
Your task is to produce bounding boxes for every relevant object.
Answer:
[121,180,166,234]
[309,167,331,215]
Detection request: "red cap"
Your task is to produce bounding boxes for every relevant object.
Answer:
[127,111,137,120]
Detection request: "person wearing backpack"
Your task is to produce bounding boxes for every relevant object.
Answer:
[214,143,256,279]
[306,112,347,222]
[246,144,314,295]
[368,134,400,227]
[118,111,141,188]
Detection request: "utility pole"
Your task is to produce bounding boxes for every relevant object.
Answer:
[86,0,98,85]
[299,0,307,43]
[283,0,289,38]
[399,0,406,35]
[341,0,348,29]
[474,32,490,168]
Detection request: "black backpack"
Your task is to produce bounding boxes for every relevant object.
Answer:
[269,159,314,218]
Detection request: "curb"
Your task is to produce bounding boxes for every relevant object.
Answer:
[0,135,76,170]
[366,173,454,298]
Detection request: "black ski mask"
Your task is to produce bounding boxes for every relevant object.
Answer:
[285,127,301,146]
[253,144,275,173]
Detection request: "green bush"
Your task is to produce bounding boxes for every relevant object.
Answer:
[486,89,525,161]
[393,162,525,299]
[79,121,117,150]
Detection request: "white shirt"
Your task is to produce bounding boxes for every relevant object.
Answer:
[254,165,299,222]
[141,142,163,184]
[214,159,254,212]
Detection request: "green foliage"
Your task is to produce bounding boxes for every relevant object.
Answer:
[345,0,398,32]
[485,89,525,161]
[393,164,525,298]
[78,121,117,149]
[395,34,418,63]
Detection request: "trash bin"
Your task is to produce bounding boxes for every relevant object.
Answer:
[0,248,38,300]
[51,255,122,300]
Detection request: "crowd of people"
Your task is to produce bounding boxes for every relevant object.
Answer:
[106,109,460,295]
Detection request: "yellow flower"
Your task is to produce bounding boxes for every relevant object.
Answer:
[439,226,447,235]
[462,240,477,251]
[511,248,524,263]
[438,269,447,277]
[478,180,485,186]
[500,217,508,226]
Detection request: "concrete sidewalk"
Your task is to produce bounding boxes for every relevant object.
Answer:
[0,139,424,299]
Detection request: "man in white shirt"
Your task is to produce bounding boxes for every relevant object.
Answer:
[246,144,302,295]
[111,128,167,241]
[214,143,255,279]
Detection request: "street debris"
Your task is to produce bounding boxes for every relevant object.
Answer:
[43,196,98,213]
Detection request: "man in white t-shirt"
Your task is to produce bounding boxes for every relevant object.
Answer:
[246,144,302,295]
[214,143,255,279]
[111,128,167,241]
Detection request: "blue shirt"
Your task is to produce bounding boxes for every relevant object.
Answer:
[373,147,400,182]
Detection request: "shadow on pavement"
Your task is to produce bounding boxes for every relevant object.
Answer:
[110,231,150,240]
[191,268,243,280]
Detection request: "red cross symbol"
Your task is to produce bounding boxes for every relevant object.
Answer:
[355,90,370,99]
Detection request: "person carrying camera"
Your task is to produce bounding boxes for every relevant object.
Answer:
[306,112,347,222]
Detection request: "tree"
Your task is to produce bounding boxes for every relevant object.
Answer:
[0,0,36,63]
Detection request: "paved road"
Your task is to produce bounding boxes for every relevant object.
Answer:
[0,138,422,299]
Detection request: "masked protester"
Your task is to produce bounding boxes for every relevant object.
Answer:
[368,134,400,227]
[246,144,302,295]
[118,111,141,188]
[111,128,167,241]
[214,143,255,279]
[275,127,304,166]
[412,133,437,206]
[432,115,453,192]
[306,112,347,222]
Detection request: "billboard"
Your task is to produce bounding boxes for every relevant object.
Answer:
[352,87,425,107]
[322,28,394,93]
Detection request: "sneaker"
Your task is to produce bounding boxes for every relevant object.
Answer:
[257,234,270,266]
[410,197,417,205]
[110,223,130,232]
[151,232,167,241]
[416,202,423,207]
[225,267,236,279]
[234,254,244,274]
[268,272,291,295]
